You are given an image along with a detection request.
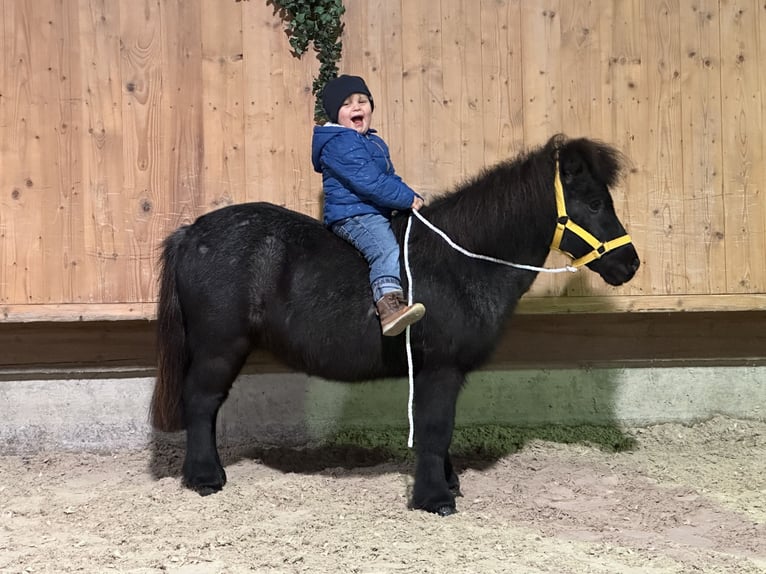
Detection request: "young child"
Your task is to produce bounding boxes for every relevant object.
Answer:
[311,75,426,336]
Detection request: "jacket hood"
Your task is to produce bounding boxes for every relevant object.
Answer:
[312,124,346,172]
[311,124,377,172]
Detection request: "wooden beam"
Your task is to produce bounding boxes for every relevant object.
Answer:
[3,294,766,323]
[2,311,765,376]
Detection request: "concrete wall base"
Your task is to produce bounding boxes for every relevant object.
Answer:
[2,366,764,454]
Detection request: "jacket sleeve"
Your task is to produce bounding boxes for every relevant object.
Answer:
[320,134,417,210]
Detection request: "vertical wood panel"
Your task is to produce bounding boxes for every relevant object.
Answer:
[719,0,765,293]
[4,1,42,303]
[78,0,126,303]
[242,1,317,215]
[49,0,85,303]
[399,0,445,195]
[341,2,409,198]
[118,0,164,302]
[31,0,62,303]
[161,0,205,224]
[368,1,405,189]
[479,0,524,164]
[557,0,607,297]
[436,0,485,179]
[679,0,725,295]
[242,2,280,205]
[438,0,462,177]
[0,0,34,304]
[200,0,245,210]
[278,21,317,213]
[520,1,564,297]
[520,1,562,138]
[604,0,649,298]
[643,0,684,295]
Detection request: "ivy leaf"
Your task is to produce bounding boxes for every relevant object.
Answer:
[271,0,346,123]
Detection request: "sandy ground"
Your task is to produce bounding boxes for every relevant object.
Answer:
[0,416,764,574]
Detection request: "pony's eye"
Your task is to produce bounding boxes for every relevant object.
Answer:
[588,199,603,212]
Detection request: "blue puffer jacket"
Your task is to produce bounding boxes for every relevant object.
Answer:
[311,125,420,227]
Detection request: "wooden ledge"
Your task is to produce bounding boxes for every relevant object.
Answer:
[1,311,765,374]
[517,294,766,314]
[1,303,157,323]
[2,294,765,323]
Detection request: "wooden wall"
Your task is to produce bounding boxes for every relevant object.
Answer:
[1,0,764,322]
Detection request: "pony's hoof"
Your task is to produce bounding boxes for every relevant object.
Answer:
[436,505,458,517]
[193,484,222,497]
[183,473,226,496]
[182,462,227,496]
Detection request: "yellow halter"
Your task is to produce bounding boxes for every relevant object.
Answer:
[549,160,633,268]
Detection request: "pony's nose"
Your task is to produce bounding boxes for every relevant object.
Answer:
[630,257,641,273]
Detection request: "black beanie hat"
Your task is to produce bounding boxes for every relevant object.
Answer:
[321,75,374,123]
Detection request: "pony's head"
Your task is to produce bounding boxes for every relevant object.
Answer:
[548,136,640,286]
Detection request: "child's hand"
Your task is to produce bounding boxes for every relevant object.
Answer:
[411,197,425,211]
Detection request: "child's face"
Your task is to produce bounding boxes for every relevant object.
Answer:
[337,93,373,134]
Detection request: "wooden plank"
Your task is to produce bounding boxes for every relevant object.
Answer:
[341,1,410,200]
[399,0,446,196]
[445,0,485,177]
[492,310,766,368]
[519,0,563,139]
[519,0,563,298]
[719,0,765,293]
[248,0,317,217]
[516,293,766,314]
[3,1,54,305]
[2,311,765,371]
[557,0,605,298]
[0,0,27,305]
[436,0,462,176]
[48,0,85,304]
[242,1,275,205]
[200,0,245,209]
[479,0,524,164]
[118,0,165,302]
[374,0,406,188]
[3,292,765,324]
[559,1,604,138]
[0,302,157,322]
[242,1,287,207]
[606,0,650,301]
[160,0,206,223]
[642,0,685,296]
[277,13,317,215]
[78,0,128,304]
[679,0,726,295]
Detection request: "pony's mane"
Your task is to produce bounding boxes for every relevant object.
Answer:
[414,138,556,256]
[405,134,626,259]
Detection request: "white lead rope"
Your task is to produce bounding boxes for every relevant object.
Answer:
[402,209,578,448]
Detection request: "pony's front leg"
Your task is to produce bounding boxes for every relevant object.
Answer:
[411,367,465,516]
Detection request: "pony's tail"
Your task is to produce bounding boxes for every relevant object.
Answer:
[150,232,188,432]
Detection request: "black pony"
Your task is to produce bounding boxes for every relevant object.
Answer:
[151,134,640,516]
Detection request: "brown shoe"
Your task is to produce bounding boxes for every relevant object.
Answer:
[376,292,426,337]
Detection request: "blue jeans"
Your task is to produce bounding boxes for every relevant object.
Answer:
[332,213,402,302]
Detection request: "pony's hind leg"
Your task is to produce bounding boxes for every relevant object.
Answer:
[411,367,465,516]
[182,339,249,495]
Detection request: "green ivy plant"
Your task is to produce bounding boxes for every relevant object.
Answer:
[267,0,345,123]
